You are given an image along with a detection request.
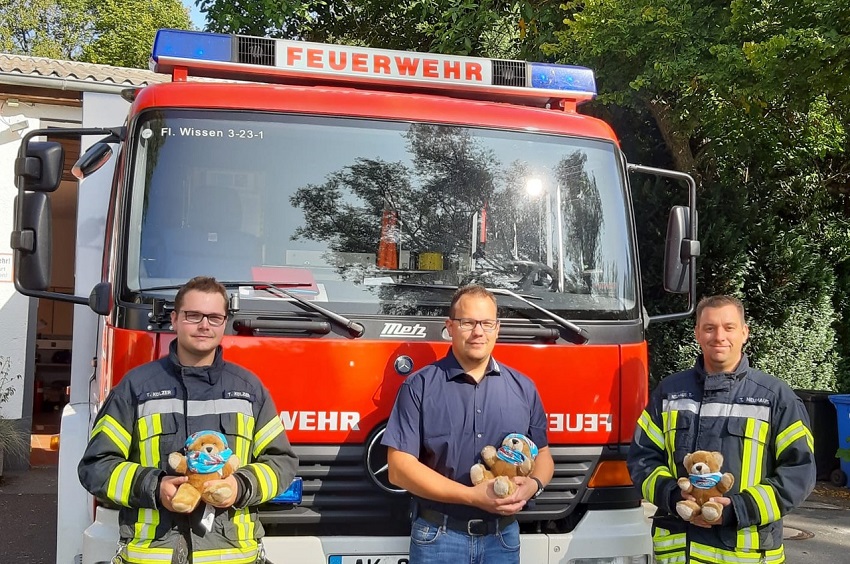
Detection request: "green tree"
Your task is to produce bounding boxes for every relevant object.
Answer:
[199,0,563,59]
[0,0,191,68]
[82,0,192,68]
[0,0,92,59]
[552,0,850,389]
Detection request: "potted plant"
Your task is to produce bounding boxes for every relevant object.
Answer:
[0,355,29,480]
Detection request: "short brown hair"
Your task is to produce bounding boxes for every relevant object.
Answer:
[449,284,497,318]
[174,276,228,313]
[695,295,746,325]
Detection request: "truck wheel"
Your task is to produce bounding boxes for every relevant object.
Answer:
[829,468,847,487]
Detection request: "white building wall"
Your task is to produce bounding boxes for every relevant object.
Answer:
[0,101,81,422]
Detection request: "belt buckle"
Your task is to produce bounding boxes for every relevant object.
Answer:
[467,519,487,535]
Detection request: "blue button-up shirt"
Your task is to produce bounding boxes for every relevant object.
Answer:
[382,350,548,520]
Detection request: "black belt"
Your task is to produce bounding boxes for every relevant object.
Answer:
[418,508,516,536]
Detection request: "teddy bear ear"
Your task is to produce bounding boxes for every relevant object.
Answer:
[683,453,693,469]
[711,452,724,468]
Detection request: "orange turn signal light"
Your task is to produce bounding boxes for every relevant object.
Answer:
[50,435,60,451]
[587,460,632,488]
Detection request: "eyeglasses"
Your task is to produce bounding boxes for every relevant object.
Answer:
[181,310,227,327]
[451,318,499,332]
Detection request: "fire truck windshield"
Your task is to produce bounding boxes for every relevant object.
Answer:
[125,110,637,320]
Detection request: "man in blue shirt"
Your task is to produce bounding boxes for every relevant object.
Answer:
[383,284,554,564]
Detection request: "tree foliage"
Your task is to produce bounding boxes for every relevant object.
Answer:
[0,0,191,68]
[198,0,563,59]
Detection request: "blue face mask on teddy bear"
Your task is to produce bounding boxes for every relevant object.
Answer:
[184,430,233,474]
[495,433,539,466]
[688,471,723,489]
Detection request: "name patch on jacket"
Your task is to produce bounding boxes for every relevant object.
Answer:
[224,390,254,402]
[140,388,176,402]
[668,391,694,401]
[736,396,771,406]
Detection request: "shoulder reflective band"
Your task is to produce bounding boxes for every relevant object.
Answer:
[150,29,597,102]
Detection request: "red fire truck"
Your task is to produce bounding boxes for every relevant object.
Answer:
[11,29,698,564]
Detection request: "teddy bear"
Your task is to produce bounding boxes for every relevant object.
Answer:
[470,433,538,498]
[676,450,735,524]
[167,430,241,513]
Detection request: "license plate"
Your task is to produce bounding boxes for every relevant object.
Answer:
[328,556,409,564]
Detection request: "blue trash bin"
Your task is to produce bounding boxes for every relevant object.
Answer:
[828,394,850,487]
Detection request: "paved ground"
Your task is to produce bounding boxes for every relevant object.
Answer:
[785,483,850,561]
[0,465,58,564]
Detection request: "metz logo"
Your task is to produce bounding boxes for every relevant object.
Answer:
[380,322,427,338]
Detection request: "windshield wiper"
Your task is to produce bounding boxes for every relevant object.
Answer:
[137,281,365,338]
[488,287,589,344]
[243,282,365,338]
[391,283,588,343]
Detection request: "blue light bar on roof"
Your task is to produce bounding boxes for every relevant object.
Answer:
[529,63,597,95]
[149,28,597,103]
[151,29,231,64]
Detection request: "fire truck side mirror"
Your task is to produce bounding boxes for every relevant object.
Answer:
[663,206,699,294]
[88,282,113,316]
[72,142,113,180]
[12,191,52,291]
[16,141,64,192]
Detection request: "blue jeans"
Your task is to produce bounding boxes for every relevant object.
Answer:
[407,515,520,564]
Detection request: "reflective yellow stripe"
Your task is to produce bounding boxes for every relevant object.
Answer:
[657,555,687,564]
[107,461,139,506]
[642,465,674,504]
[138,414,163,467]
[662,410,679,473]
[638,410,665,450]
[736,525,758,551]
[775,420,814,457]
[124,541,173,562]
[92,414,132,458]
[193,543,258,564]
[652,527,686,562]
[748,483,781,524]
[690,541,784,563]
[739,418,780,527]
[133,507,162,543]
[246,462,280,501]
[233,506,255,548]
[235,412,254,468]
[253,415,285,458]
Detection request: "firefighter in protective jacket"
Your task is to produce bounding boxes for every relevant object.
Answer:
[628,295,815,563]
[78,276,298,564]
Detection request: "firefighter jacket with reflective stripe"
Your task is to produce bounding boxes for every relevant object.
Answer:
[78,341,299,564]
[628,355,815,563]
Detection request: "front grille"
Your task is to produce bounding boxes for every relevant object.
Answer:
[525,446,597,521]
[237,35,275,66]
[260,445,409,526]
[259,444,599,531]
[492,60,527,87]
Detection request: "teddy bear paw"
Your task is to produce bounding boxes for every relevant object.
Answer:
[676,500,698,522]
[204,482,233,504]
[168,452,184,472]
[493,476,514,498]
[701,502,722,524]
[470,464,486,485]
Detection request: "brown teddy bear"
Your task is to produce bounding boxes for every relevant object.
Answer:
[676,450,735,524]
[168,430,241,513]
[470,433,538,498]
